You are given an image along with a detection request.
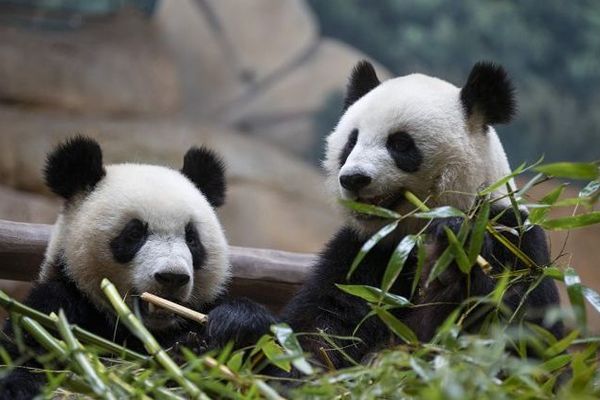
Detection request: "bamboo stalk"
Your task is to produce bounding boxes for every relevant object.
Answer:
[140,292,207,324]
[55,310,115,400]
[0,290,149,363]
[100,279,204,399]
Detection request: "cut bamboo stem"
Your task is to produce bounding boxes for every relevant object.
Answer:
[140,292,207,324]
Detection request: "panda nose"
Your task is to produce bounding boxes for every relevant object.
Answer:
[340,173,372,192]
[154,272,190,288]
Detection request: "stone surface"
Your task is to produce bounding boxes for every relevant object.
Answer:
[223,39,390,157]
[0,10,180,115]
[0,107,339,253]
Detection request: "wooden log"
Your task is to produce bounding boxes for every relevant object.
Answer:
[0,219,315,310]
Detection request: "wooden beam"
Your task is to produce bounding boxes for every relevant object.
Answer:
[0,219,315,310]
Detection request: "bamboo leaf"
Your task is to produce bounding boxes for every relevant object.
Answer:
[426,245,455,286]
[346,220,399,279]
[381,235,418,293]
[271,323,313,375]
[579,180,600,198]
[411,237,426,299]
[543,329,579,358]
[541,212,600,230]
[479,162,526,196]
[582,286,600,315]
[444,226,471,273]
[372,306,418,344]
[336,284,411,307]
[564,268,587,333]
[468,200,489,265]
[338,199,402,219]
[540,354,572,373]
[535,162,599,180]
[528,184,566,225]
[413,206,465,219]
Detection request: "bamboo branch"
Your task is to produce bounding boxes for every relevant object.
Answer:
[140,292,207,324]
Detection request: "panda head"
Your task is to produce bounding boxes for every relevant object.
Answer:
[325,61,517,237]
[42,136,230,330]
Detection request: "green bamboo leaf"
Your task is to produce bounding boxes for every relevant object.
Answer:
[564,268,587,333]
[271,323,313,375]
[543,267,564,280]
[516,172,545,198]
[338,199,402,219]
[541,212,600,230]
[336,284,411,307]
[261,339,291,372]
[468,200,489,264]
[579,180,600,198]
[582,286,600,315]
[444,227,471,273]
[372,306,418,344]
[410,237,426,299]
[381,235,418,292]
[346,220,399,279]
[544,329,580,358]
[479,162,526,196]
[426,245,455,286]
[529,184,566,225]
[526,322,558,346]
[413,206,465,219]
[540,354,572,373]
[535,162,599,180]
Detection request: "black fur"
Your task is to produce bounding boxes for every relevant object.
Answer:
[386,131,423,172]
[282,207,563,371]
[110,218,149,264]
[185,222,207,270]
[344,60,381,111]
[338,129,359,168]
[44,136,106,200]
[207,298,278,349]
[181,146,227,208]
[0,265,276,398]
[460,61,517,126]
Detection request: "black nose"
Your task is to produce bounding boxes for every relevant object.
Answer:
[154,272,190,288]
[340,173,372,192]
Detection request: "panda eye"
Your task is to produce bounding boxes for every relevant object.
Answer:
[124,219,147,241]
[185,223,199,246]
[386,131,415,152]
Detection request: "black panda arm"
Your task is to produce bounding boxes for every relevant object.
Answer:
[405,208,563,341]
[281,228,395,371]
[205,298,278,350]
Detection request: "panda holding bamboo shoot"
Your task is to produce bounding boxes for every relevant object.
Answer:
[1,136,275,398]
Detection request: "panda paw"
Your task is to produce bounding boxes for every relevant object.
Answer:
[206,298,278,350]
[170,330,209,359]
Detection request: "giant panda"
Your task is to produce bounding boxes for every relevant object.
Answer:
[282,61,563,370]
[1,136,276,398]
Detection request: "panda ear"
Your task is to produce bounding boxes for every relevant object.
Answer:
[44,135,105,200]
[181,147,226,208]
[460,61,516,127]
[344,60,381,110]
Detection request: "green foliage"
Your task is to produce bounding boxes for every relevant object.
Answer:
[2,162,600,398]
[308,0,600,165]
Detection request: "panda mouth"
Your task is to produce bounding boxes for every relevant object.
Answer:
[133,295,185,324]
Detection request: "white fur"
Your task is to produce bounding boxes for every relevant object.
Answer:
[324,73,513,237]
[40,164,230,328]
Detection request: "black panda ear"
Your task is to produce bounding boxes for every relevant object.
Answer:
[181,147,226,208]
[344,60,381,111]
[460,61,516,127]
[44,135,105,200]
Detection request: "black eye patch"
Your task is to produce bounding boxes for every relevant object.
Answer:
[386,131,423,172]
[185,222,206,270]
[110,218,148,264]
[338,129,359,168]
